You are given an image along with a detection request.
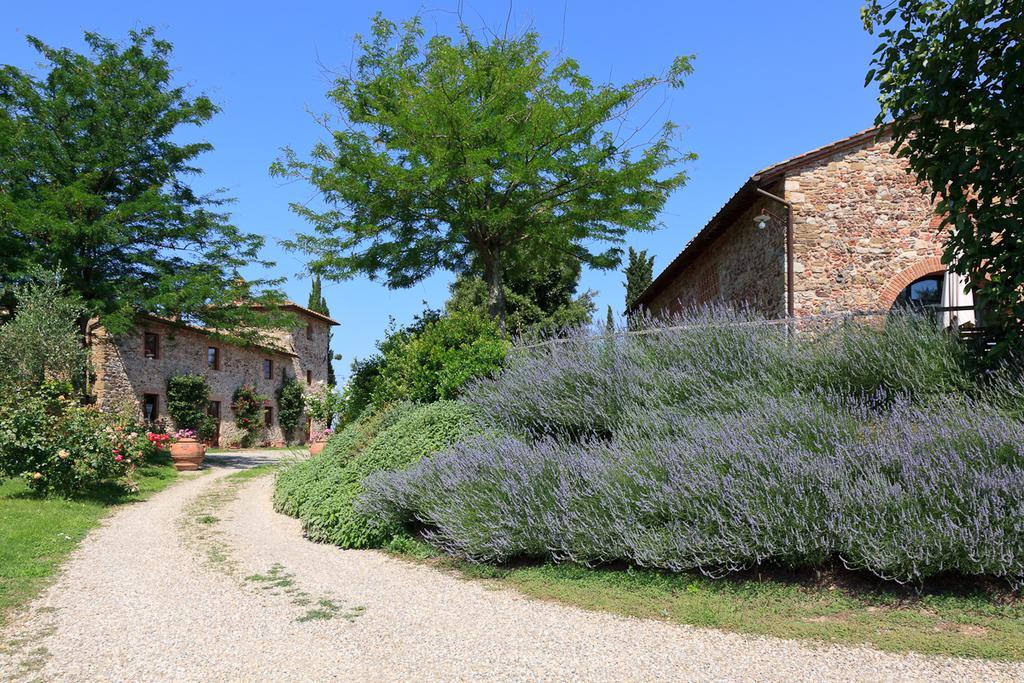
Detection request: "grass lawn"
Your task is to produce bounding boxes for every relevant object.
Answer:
[390,541,1024,661]
[0,455,178,628]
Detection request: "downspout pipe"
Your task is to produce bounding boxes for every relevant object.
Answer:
[755,187,795,319]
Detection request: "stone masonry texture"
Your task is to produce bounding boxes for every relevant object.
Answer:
[90,310,333,446]
[645,132,947,319]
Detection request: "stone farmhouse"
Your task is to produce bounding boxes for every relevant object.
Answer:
[633,125,985,328]
[88,302,338,446]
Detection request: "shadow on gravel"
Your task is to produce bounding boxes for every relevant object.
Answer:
[203,451,298,471]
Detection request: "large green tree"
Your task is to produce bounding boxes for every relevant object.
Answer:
[0,28,287,342]
[274,14,693,328]
[863,1,1024,348]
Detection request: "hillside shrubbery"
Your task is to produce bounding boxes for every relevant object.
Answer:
[273,401,481,548]
[357,309,1024,587]
[337,309,506,426]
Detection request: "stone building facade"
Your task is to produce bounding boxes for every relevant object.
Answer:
[89,303,338,446]
[635,126,961,320]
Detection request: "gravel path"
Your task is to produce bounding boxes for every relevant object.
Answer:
[2,454,1022,682]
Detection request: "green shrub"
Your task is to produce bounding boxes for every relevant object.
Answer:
[231,384,265,447]
[273,401,481,548]
[273,403,410,517]
[276,376,305,442]
[304,383,342,428]
[0,270,89,394]
[373,310,507,406]
[166,374,214,440]
[0,383,152,495]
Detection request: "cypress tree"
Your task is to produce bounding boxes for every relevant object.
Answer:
[624,247,655,311]
[307,275,337,386]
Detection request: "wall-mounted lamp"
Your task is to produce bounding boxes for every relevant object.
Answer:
[753,211,771,231]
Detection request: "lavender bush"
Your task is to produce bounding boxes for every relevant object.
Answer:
[358,310,1023,586]
[464,308,975,438]
[359,395,1024,586]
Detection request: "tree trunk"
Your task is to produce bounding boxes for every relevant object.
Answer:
[481,249,507,332]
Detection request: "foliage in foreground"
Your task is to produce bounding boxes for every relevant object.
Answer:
[358,310,1024,587]
[864,0,1024,353]
[464,309,981,438]
[274,401,480,548]
[0,383,153,495]
[361,395,1024,586]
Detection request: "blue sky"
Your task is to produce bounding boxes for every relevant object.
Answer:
[3,1,881,384]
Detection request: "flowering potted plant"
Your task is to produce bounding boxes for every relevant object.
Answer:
[166,428,206,471]
[308,427,333,456]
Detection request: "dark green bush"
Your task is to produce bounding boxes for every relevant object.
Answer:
[273,401,481,548]
[276,375,305,442]
[166,374,214,440]
[273,403,411,518]
[373,311,506,406]
[337,309,506,426]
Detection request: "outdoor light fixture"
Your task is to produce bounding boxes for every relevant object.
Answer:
[753,187,795,320]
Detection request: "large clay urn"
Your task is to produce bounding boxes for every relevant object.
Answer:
[308,440,327,457]
[169,437,206,471]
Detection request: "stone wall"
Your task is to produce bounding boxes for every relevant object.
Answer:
[646,180,787,318]
[645,133,947,320]
[91,313,333,447]
[785,133,945,315]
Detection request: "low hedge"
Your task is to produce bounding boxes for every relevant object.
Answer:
[273,401,481,548]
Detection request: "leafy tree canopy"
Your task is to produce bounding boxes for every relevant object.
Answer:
[274,14,694,327]
[447,250,595,335]
[0,28,288,342]
[863,0,1024,350]
[0,269,88,394]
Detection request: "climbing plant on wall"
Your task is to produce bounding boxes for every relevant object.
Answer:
[231,384,265,447]
[276,375,305,443]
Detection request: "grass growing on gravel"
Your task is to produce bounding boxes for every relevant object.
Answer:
[0,454,178,628]
[390,540,1024,661]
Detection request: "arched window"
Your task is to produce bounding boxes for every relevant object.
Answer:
[891,273,943,314]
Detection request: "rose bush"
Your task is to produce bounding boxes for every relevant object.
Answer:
[0,383,152,495]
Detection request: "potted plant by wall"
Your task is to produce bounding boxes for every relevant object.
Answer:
[308,427,333,456]
[168,428,206,471]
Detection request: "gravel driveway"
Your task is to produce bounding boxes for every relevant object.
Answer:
[2,453,1021,682]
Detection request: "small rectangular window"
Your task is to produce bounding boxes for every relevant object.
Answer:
[263,405,273,428]
[263,358,273,380]
[306,323,313,340]
[306,370,312,385]
[143,332,160,359]
[207,346,220,370]
[142,393,159,421]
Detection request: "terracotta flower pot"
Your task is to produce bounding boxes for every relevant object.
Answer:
[308,440,327,456]
[169,438,206,471]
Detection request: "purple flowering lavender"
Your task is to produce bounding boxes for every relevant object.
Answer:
[359,395,1024,586]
